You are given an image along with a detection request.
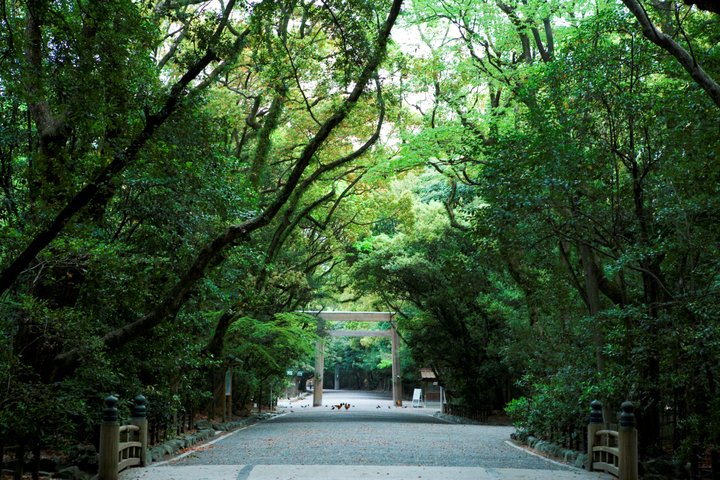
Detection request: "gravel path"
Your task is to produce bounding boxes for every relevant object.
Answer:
[121,390,610,480]
[176,392,570,470]
[173,410,560,469]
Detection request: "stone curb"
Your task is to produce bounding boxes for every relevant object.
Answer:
[510,431,588,470]
[149,413,279,463]
[432,412,483,425]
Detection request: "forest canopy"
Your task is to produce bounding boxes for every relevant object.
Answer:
[1,0,720,468]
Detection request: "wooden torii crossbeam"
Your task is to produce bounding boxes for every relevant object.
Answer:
[301,311,402,407]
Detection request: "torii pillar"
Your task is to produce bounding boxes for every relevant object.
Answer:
[391,327,402,406]
[312,338,324,407]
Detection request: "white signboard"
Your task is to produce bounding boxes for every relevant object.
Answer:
[412,388,423,408]
[225,369,232,396]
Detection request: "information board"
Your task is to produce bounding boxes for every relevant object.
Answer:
[412,388,423,408]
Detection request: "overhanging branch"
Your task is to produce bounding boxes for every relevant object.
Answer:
[622,0,720,108]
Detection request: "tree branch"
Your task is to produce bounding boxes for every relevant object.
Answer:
[621,0,720,108]
[51,0,404,378]
[0,8,249,295]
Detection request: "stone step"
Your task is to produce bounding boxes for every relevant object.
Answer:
[120,464,612,480]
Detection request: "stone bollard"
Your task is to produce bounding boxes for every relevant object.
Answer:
[130,395,149,467]
[586,400,603,471]
[618,401,638,480]
[98,395,120,480]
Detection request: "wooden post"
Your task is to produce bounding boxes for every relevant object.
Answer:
[587,400,603,471]
[258,382,263,413]
[618,401,638,480]
[313,339,325,407]
[391,326,402,406]
[99,395,120,480]
[225,368,232,420]
[313,316,326,407]
[14,444,24,480]
[130,395,148,467]
[711,447,719,480]
[221,369,228,421]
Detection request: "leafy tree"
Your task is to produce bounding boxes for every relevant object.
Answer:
[1,0,404,460]
[351,173,513,414]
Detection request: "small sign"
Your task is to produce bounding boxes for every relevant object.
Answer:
[225,369,232,396]
[412,388,423,408]
[287,369,294,375]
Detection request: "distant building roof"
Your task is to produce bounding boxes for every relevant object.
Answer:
[420,368,436,380]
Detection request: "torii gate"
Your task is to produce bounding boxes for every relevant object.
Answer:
[304,311,402,407]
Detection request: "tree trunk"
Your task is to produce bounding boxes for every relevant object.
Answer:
[578,241,615,423]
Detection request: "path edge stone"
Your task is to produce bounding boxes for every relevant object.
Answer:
[148,413,279,463]
[510,430,588,470]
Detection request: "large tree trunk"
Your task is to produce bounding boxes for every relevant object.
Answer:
[631,153,665,454]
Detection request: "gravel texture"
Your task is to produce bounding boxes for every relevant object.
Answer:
[169,391,573,471]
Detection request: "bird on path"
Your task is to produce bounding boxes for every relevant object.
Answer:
[344,403,351,410]
[334,403,344,410]
[376,405,381,409]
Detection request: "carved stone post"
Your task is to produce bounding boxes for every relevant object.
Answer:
[586,400,603,471]
[130,395,148,467]
[618,401,639,480]
[99,395,120,480]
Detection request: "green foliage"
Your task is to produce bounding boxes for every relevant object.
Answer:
[0,0,401,453]
[223,313,316,401]
[350,173,513,412]
[353,0,720,460]
[2,0,720,464]
[324,327,409,390]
